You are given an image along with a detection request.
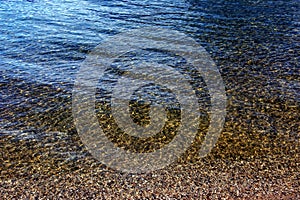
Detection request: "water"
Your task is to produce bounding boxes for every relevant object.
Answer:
[0,0,299,160]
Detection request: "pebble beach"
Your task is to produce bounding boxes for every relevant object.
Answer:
[1,0,299,199]
[1,121,299,199]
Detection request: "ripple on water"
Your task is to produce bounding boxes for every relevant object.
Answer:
[0,0,299,167]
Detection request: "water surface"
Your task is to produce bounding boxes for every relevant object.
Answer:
[0,0,299,161]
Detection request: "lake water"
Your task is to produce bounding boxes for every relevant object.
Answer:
[0,0,299,161]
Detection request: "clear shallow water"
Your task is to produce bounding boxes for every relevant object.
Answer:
[0,0,299,155]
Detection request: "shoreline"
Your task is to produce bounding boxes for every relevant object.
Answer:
[1,129,299,199]
[1,156,299,199]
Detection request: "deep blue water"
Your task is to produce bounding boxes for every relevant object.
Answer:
[0,0,299,140]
